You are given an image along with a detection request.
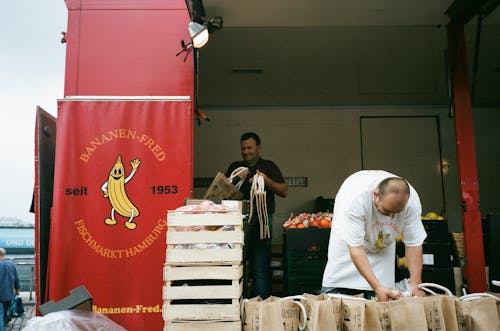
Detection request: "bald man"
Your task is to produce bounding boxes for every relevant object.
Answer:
[321,170,427,301]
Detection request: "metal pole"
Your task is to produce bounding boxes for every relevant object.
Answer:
[446,22,486,292]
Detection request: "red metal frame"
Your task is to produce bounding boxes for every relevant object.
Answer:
[447,23,486,292]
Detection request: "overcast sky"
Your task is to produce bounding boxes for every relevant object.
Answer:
[1,1,67,221]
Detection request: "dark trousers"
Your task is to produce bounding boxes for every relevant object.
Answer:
[246,214,273,299]
[0,301,9,331]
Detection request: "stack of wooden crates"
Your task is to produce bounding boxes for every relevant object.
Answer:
[163,201,244,331]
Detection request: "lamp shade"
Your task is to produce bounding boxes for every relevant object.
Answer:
[189,21,209,48]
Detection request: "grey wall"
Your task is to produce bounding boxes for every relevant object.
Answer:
[193,106,476,243]
[474,107,500,215]
[194,24,500,243]
[199,26,449,106]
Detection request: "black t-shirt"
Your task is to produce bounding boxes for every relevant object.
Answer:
[226,158,285,214]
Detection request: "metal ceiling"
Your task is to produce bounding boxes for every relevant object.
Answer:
[202,0,499,27]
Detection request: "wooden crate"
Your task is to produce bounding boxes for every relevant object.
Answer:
[163,265,243,322]
[166,210,243,265]
[164,320,241,331]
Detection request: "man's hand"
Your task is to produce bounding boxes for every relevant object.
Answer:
[375,286,402,302]
[238,168,249,180]
[256,170,268,184]
[405,245,425,297]
[255,170,288,197]
[409,283,426,297]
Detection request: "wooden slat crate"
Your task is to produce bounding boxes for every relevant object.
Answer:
[166,210,243,265]
[164,320,241,331]
[163,265,243,322]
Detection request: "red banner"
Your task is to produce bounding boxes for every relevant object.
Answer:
[48,99,192,330]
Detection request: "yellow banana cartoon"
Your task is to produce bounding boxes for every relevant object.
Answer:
[376,230,385,250]
[102,155,141,230]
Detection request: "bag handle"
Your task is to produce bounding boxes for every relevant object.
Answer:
[241,296,308,331]
[228,167,248,190]
[240,298,249,321]
[459,293,500,302]
[327,293,367,301]
[280,295,308,331]
[417,282,454,296]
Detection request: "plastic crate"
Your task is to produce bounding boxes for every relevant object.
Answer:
[284,227,331,255]
[422,219,450,243]
[422,242,453,268]
[286,280,323,296]
[284,251,327,295]
[422,267,456,294]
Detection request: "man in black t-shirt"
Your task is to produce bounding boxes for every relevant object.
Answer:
[226,132,287,299]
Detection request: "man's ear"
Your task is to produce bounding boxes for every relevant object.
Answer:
[373,189,379,200]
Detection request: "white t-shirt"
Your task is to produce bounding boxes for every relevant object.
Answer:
[322,170,427,291]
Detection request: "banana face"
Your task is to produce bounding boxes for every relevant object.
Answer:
[102,155,141,228]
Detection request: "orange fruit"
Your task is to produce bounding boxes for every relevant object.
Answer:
[297,223,306,229]
[309,220,320,228]
[288,224,297,228]
[319,219,331,228]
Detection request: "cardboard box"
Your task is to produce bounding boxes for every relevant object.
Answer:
[38,285,92,316]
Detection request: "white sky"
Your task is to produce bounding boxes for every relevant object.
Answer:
[0,1,67,221]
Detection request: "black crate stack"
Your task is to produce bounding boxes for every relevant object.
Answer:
[484,214,500,292]
[283,227,330,295]
[396,219,455,293]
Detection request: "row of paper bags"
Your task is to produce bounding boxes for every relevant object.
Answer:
[241,293,500,331]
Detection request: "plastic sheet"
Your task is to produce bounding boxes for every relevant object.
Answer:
[23,310,127,331]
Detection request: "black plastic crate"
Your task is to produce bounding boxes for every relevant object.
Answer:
[422,242,454,268]
[422,267,456,294]
[315,196,335,213]
[284,251,327,295]
[285,252,328,279]
[284,227,331,255]
[286,279,323,296]
[422,219,450,243]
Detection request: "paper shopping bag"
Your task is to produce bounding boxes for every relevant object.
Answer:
[242,295,307,331]
[203,172,243,200]
[419,295,459,331]
[371,298,428,331]
[340,297,381,331]
[300,293,341,331]
[456,296,500,331]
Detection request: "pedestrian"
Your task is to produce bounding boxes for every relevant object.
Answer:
[321,170,427,301]
[226,132,288,299]
[0,247,21,331]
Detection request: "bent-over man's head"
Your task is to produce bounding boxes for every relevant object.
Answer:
[373,177,410,217]
[0,247,6,257]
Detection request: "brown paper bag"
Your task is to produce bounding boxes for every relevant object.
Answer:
[300,293,341,331]
[456,296,500,331]
[488,292,500,320]
[242,296,284,331]
[203,172,243,200]
[386,298,428,331]
[242,296,307,331]
[340,296,381,331]
[420,295,459,331]
[267,296,307,331]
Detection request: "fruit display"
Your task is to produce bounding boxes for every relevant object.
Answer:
[283,212,333,229]
[421,211,445,220]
